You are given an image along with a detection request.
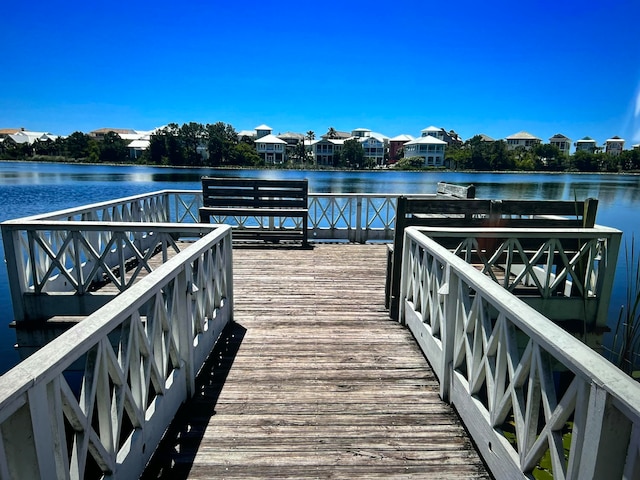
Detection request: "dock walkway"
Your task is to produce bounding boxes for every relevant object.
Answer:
[143,243,490,479]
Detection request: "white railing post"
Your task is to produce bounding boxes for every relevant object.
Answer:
[1,226,26,322]
[177,266,196,398]
[577,383,633,479]
[355,196,363,243]
[398,230,413,325]
[440,265,457,402]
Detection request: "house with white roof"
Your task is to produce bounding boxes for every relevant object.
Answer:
[421,126,444,141]
[403,135,447,167]
[255,134,287,164]
[312,138,344,166]
[128,139,151,159]
[549,133,572,155]
[420,126,462,146]
[255,124,273,139]
[574,136,598,153]
[358,135,386,166]
[350,128,389,166]
[5,130,58,145]
[605,136,625,156]
[505,131,542,151]
[389,134,414,163]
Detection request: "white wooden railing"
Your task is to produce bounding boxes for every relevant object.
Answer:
[2,221,221,322]
[0,225,233,479]
[12,190,413,243]
[308,193,400,242]
[413,226,621,330]
[399,226,638,480]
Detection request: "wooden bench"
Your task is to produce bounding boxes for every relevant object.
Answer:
[199,177,309,246]
[387,196,599,320]
[385,182,475,313]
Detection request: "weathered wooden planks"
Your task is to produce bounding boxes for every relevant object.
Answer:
[143,244,490,479]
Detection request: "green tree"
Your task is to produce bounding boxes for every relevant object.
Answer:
[65,131,92,159]
[206,122,237,166]
[290,141,309,164]
[620,149,640,171]
[571,150,600,172]
[229,142,262,166]
[340,138,365,168]
[395,156,426,170]
[533,144,564,171]
[488,140,514,170]
[306,131,316,166]
[147,124,184,165]
[179,122,206,166]
[99,131,129,163]
[464,135,491,170]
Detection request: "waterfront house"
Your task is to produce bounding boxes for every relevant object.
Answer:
[351,128,389,167]
[128,139,151,159]
[358,135,386,167]
[277,132,306,162]
[421,126,444,141]
[255,133,287,164]
[6,129,57,145]
[89,128,139,140]
[549,133,572,155]
[312,138,344,166]
[389,134,414,163]
[420,126,463,146]
[277,131,305,146]
[605,136,625,156]
[505,131,542,150]
[403,135,447,167]
[574,136,598,153]
[255,124,273,139]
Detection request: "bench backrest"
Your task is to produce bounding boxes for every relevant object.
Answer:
[201,177,308,209]
[396,197,598,229]
[388,196,599,320]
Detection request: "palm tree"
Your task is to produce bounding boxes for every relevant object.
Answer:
[326,127,337,139]
[306,131,316,166]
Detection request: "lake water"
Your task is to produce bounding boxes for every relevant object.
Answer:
[1,161,639,374]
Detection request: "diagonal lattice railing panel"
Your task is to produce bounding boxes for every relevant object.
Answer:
[0,226,233,479]
[399,226,640,480]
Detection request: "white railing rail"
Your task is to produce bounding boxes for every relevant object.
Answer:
[2,222,220,322]
[17,190,202,225]
[0,225,233,480]
[413,226,622,329]
[13,190,432,243]
[399,226,638,480]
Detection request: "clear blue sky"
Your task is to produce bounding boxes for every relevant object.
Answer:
[2,0,640,146]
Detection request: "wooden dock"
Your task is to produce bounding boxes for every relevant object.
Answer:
[143,243,490,479]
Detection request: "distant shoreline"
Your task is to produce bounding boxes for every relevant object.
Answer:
[2,158,639,176]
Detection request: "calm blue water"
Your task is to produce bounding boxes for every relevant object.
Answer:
[1,161,639,374]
